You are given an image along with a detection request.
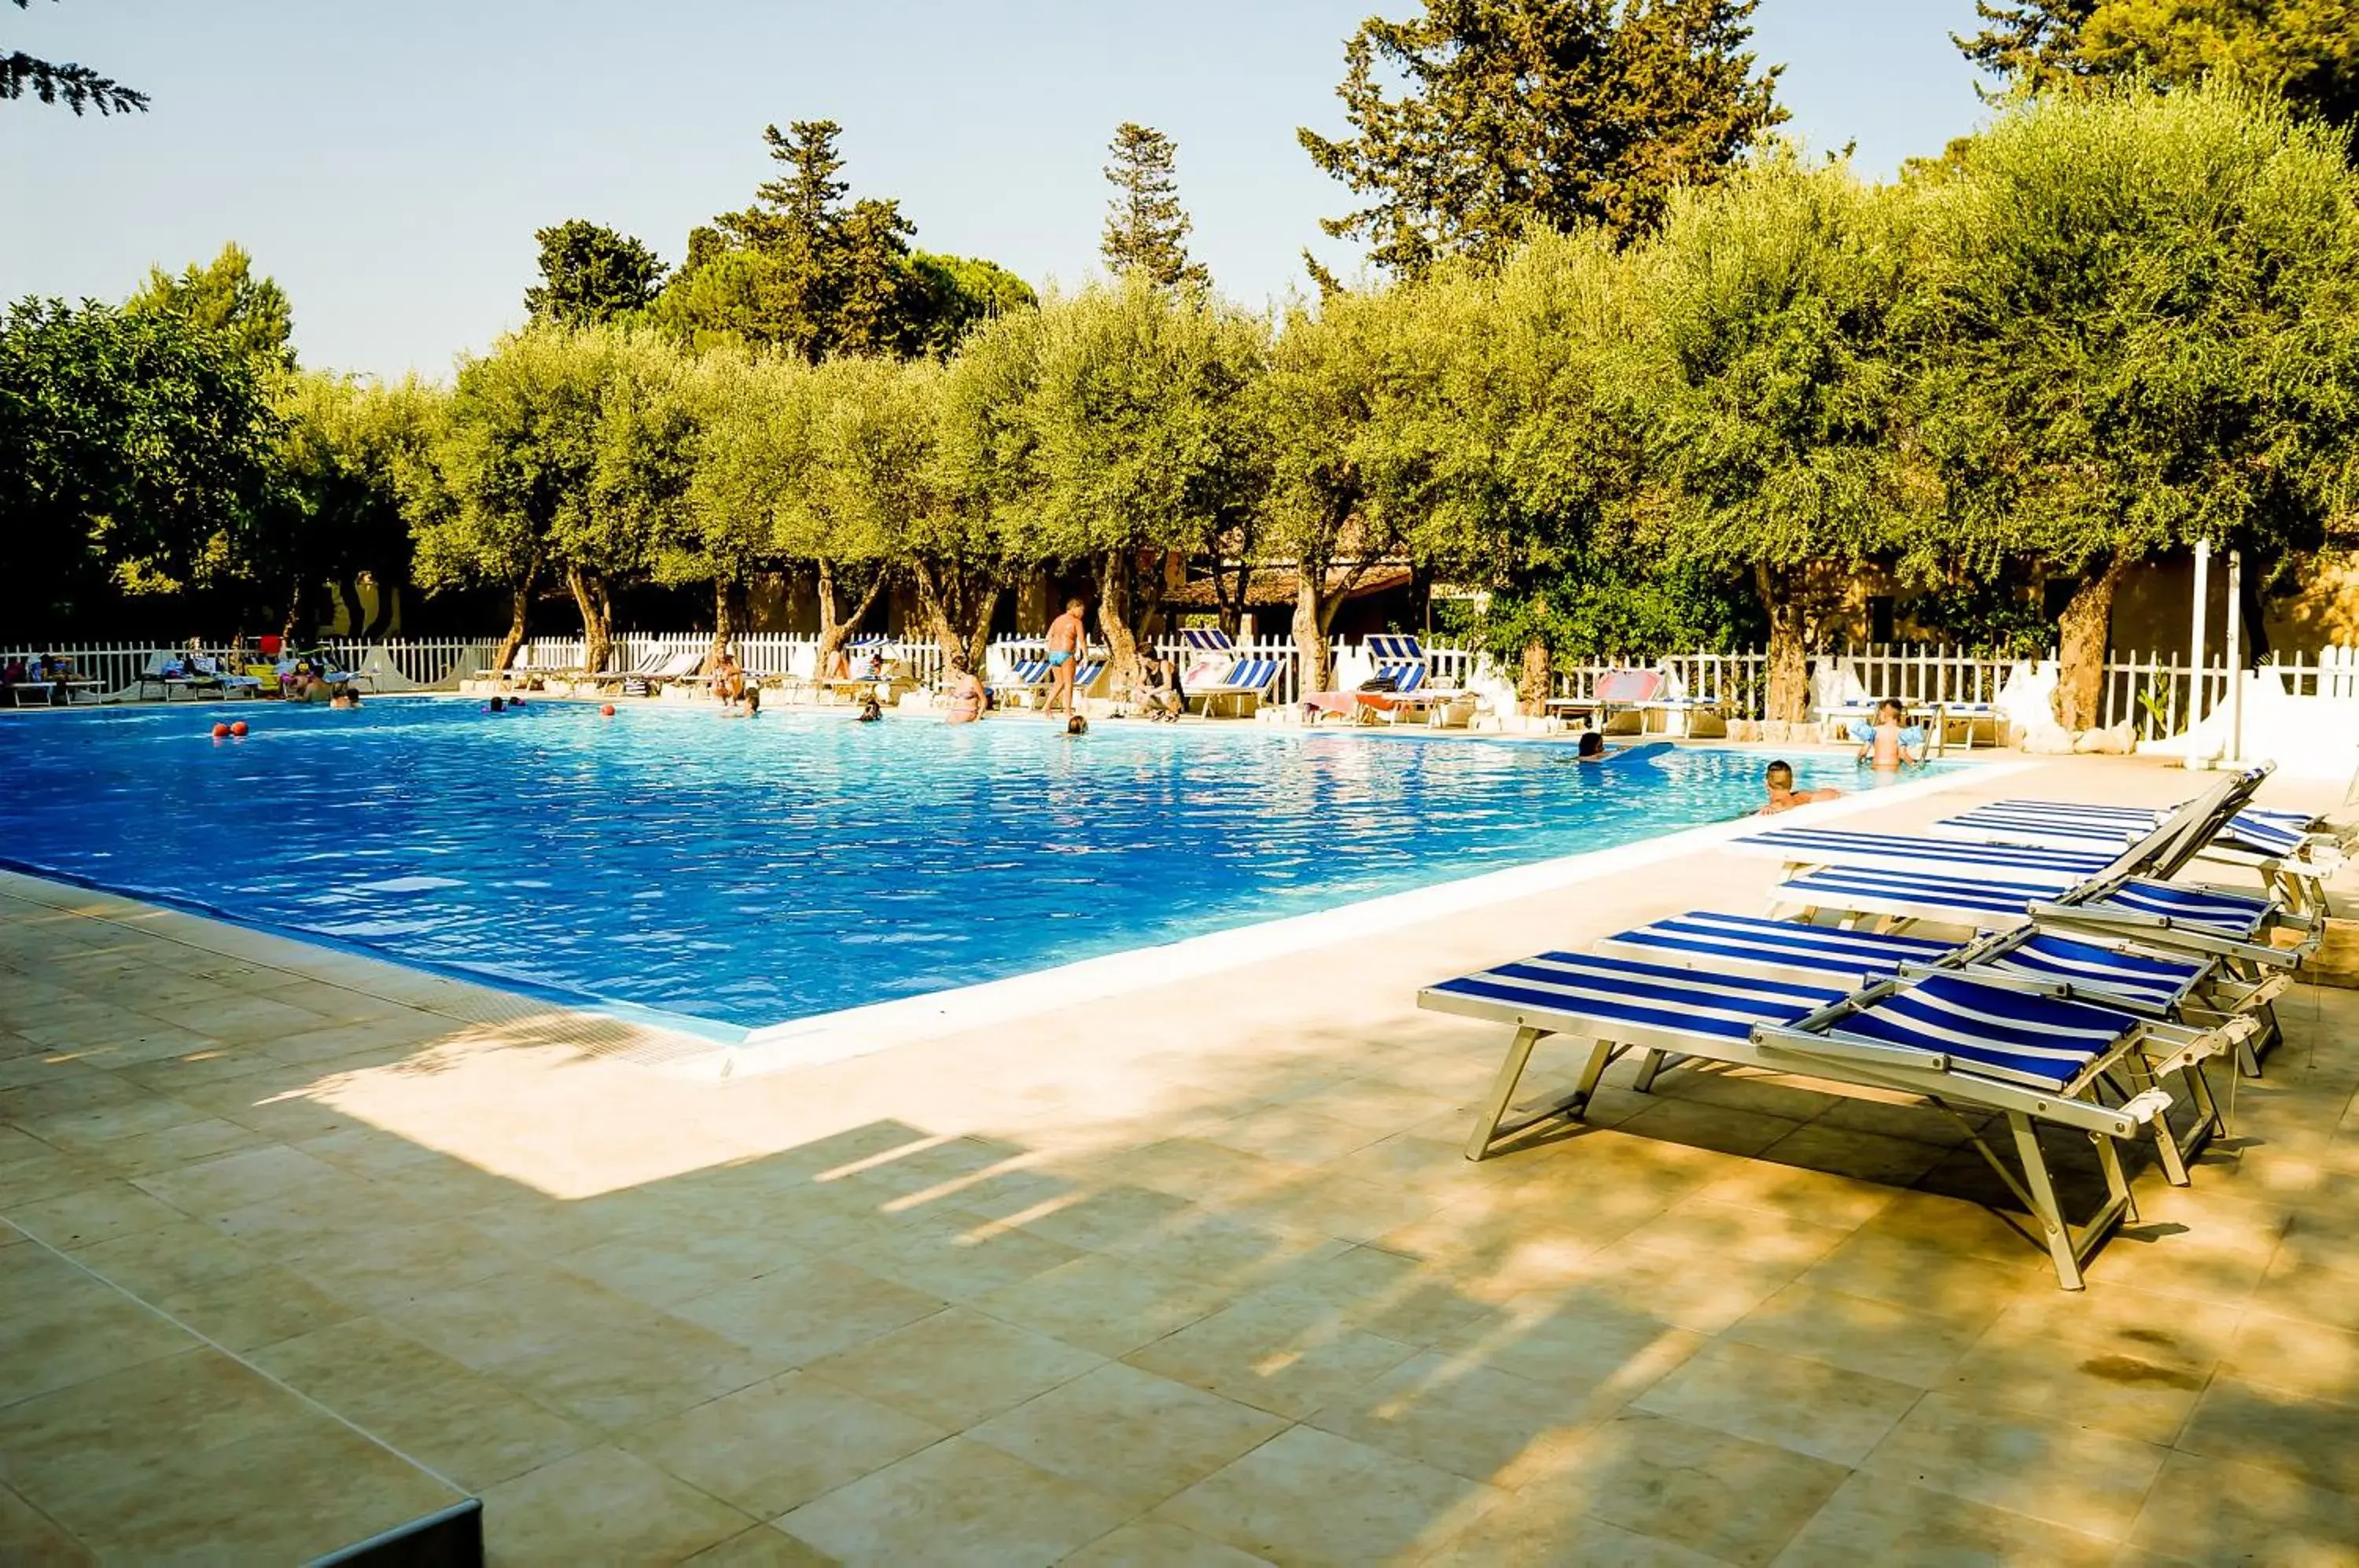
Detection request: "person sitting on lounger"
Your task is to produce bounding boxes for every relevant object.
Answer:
[942,656,984,725]
[864,650,886,681]
[1761,760,1840,815]
[1139,653,1183,722]
[1857,699,1923,771]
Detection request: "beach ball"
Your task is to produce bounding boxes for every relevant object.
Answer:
[230,720,248,737]
[600,704,616,717]
[210,723,230,739]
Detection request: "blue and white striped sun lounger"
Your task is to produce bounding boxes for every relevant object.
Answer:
[1421,951,2208,1287]
[1189,654,1281,717]
[1738,827,2111,887]
[1178,628,1236,653]
[991,658,1052,701]
[1937,797,2337,916]
[1597,910,1956,988]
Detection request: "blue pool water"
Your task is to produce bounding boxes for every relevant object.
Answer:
[0,701,1901,1032]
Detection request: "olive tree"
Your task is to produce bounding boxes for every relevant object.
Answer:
[1914,84,2359,728]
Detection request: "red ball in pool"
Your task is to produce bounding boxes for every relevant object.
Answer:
[230,720,248,737]
[601,704,616,717]
[210,722,230,739]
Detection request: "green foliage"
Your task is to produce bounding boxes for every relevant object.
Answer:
[1442,561,1762,665]
[1102,123,1209,289]
[1300,0,1787,273]
[1901,573,2055,657]
[0,296,280,631]
[271,371,441,635]
[126,243,295,370]
[524,220,668,327]
[657,120,1029,363]
[1960,1,2359,128]
[4,0,145,115]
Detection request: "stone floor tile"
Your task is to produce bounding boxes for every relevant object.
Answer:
[0,1346,307,1506]
[1124,1285,1421,1419]
[1630,1338,1923,1465]
[1859,1389,2170,1540]
[678,1523,845,1566]
[973,1250,1239,1359]
[477,1445,755,1568]
[833,1209,1087,1303]
[1623,1194,1861,1272]
[1306,1348,1607,1486]
[1570,1234,1815,1334]
[150,1261,359,1352]
[1757,1123,1951,1187]
[70,1114,271,1176]
[245,1316,477,1412]
[0,1481,95,1566]
[777,1436,1134,1568]
[0,1253,194,1407]
[1154,1424,1503,1567]
[1469,1296,1706,1404]
[2123,1448,2359,1566]
[552,1225,809,1309]
[483,1316,782,1434]
[1611,1097,1805,1158]
[1102,1213,1352,1286]
[1769,1470,2115,1566]
[623,1371,946,1520]
[274,1216,524,1313]
[1972,1276,2243,1374]
[46,1413,459,1566]
[336,1370,595,1493]
[1204,1104,1392,1166]
[966,1361,1284,1508]
[805,1307,1103,1430]
[2221,1310,2359,1398]
[1418,1489,1728,1568]
[1058,1518,1273,1567]
[1799,1230,2044,1318]
[2250,1245,2359,1333]
[1724,1280,1989,1387]
[950,1180,1198,1253]
[1935,1325,2208,1444]
[1503,1411,1848,1568]
[3,1179,187,1250]
[673,1258,946,1367]
[2175,1373,2359,1496]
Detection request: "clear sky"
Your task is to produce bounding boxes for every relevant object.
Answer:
[3,0,1993,379]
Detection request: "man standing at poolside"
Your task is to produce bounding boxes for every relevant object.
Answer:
[1042,596,1087,723]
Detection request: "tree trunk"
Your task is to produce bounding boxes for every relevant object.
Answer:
[707,578,740,672]
[362,573,399,640]
[1292,573,1334,696]
[568,567,613,674]
[492,586,530,673]
[911,560,999,672]
[281,576,310,648]
[2052,552,2129,732]
[812,560,887,679]
[1095,550,1143,698]
[1518,639,1553,716]
[334,575,365,638]
[1212,558,1247,640]
[1757,563,1810,726]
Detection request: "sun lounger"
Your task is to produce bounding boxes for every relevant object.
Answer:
[1937,798,2340,917]
[1737,827,2112,888]
[1422,951,2215,1287]
[580,646,679,693]
[1605,907,2276,1099]
[1187,655,1282,719]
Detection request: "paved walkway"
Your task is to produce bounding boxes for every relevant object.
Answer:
[3,753,2357,1565]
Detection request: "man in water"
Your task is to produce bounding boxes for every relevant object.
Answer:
[1576,731,1607,763]
[1042,597,1087,723]
[1761,760,1840,814]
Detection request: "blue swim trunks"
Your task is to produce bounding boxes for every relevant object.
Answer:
[1046,651,1073,667]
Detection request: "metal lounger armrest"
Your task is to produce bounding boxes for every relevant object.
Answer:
[1750,1024,1949,1073]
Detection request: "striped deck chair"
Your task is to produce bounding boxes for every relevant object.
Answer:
[1422,952,2206,1287]
[1178,628,1236,654]
[1188,654,1281,719]
[990,657,1053,706]
[1600,910,2260,1168]
[1938,798,2339,918]
[1736,827,2111,889]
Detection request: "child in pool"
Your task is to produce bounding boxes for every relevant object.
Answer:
[1855,700,1923,771]
[1761,760,1840,814]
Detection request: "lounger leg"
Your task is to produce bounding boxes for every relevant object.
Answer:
[1467,1027,1544,1162]
[1630,1047,1666,1095]
[2008,1112,2085,1291]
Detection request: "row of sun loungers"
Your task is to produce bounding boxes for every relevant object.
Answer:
[1421,768,2321,1290]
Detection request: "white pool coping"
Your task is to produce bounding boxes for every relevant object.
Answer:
[697,758,2032,1080]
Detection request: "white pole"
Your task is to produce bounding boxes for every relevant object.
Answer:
[2225,549,2244,765]
[2188,539,2210,726]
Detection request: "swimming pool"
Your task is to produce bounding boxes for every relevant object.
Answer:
[0,701,1899,1036]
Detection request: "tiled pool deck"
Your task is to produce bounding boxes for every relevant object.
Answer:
[3,753,2357,1566]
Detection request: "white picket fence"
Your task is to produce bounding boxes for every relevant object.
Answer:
[13,631,2359,738]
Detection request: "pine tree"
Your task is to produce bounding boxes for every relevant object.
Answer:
[524,221,667,327]
[1299,0,1785,274]
[1101,123,1210,289]
[4,0,147,116]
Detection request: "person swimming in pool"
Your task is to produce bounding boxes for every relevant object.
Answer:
[1761,760,1840,814]
[1042,596,1087,723]
[856,695,883,723]
[1576,731,1607,763]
